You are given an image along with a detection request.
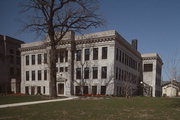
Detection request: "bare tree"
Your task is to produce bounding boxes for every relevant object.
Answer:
[21,0,104,97]
[165,51,180,82]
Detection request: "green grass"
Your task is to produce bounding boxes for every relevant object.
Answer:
[0,97,180,120]
[0,95,51,105]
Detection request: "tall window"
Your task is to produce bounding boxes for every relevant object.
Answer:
[32,55,35,65]
[144,64,153,72]
[101,66,107,79]
[44,53,47,64]
[93,67,98,79]
[60,51,64,63]
[76,50,82,61]
[26,71,29,81]
[26,55,29,65]
[85,49,90,61]
[102,47,107,59]
[60,67,64,72]
[44,70,47,80]
[116,48,118,61]
[38,54,42,64]
[65,50,68,62]
[32,71,35,81]
[38,70,41,80]
[84,67,89,79]
[93,48,98,60]
[76,68,81,79]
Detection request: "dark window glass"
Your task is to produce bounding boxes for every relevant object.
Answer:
[85,49,90,61]
[16,56,20,65]
[26,55,29,65]
[37,86,41,94]
[32,71,35,81]
[119,50,122,62]
[65,50,68,62]
[9,49,14,54]
[93,67,98,79]
[44,53,47,64]
[93,48,98,60]
[101,86,106,95]
[101,66,107,79]
[60,67,64,72]
[84,67,89,79]
[76,68,81,79]
[65,67,68,72]
[92,86,97,95]
[83,86,88,94]
[116,67,118,80]
[116,48,118,61]
[32,55,35,65]
[76,50,82,61]
[25,86,29,94]
[144,64,153,72]
[38,70,41,80]
[60,51,64,63]
[38,54,42,64]
[26,71,29,81]
[43,86,46,94]
[75,86,81,95]
[102,47,107,59]
[44,70,47,80]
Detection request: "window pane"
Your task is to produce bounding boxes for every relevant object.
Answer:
[32,71,35,80]
[32,55,35,65]
[76,50,82,61]
[76,68,81,79]
[38,70,41,80]
[44,70,47,80]
[26,71,29,81]
[84,67,89,79]
[26,55,29,65]
[44,53,47,64]
[93,67,98,79]
[101,66,107,79]
[93,48,98,60]
[144,64,153,72]
[102,47,107,59]
[38,54,42,64]
[85,49,90,61]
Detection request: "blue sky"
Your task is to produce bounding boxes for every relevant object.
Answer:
[1,0,180,80]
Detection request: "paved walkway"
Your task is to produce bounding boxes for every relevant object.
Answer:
[0,96,78,109]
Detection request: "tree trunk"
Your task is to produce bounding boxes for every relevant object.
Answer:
[49,47,57,98]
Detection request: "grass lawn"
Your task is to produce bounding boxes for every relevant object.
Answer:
[0,97,180,120]
[0,95,56,105]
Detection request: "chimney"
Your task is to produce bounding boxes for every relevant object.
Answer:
[131,39,138,50]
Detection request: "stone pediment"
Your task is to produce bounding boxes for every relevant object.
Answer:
[57,74,67,82]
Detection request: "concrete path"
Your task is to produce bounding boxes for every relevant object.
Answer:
[0,96,78,109]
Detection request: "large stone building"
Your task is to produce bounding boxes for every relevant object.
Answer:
[0,35,24,93]
[20,30,162,96]
[142,53,163,97]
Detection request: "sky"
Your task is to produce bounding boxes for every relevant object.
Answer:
[0,0,180,81]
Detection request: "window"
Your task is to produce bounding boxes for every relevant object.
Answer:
[76,50,81,61]
[26,55,29,65]
[102,47,107,59]
[119,50,122,62]
[60,51,64,63]
[25,86,29,94]
[32,71,35,81]
[116,67,118,80]
[37,86,41,94]
[9,49,14,54]
[116,48,118,61]
[101,86,106,95]
[44,53,47,64]
[92,86,97,95]
[65,67,68,72]
[84,67,89,79]
[38,54,42,64]
[60,67,64,72]
[93,67,98,79]
[76,68,81,79]
[38,70,41,80]
[83,86,88,94]
[26,71,29,81]
[75,86,81,95]
[101,66,107,79]
[144,64,153,72]
[16,56,20,65]
[43,86,46,94]
[65,50,68,62]
[93,48,98,60]
[32,55,35,65]
[85,49,90,61]
[44,70,47,80]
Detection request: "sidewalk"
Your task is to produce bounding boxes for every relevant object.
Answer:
[0,96,78,109]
